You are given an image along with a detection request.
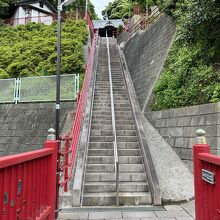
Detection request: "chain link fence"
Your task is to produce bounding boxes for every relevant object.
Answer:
[0,78,16,103]
[0,74,79,104]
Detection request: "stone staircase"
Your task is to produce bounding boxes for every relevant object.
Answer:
[82,37,152,206]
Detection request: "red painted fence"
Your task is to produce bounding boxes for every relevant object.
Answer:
[194,130,220,220]
[0,140,58,220]
[85,12,95,36]
[59,30,98,191]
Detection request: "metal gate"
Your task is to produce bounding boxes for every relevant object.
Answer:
[194,129,220,220]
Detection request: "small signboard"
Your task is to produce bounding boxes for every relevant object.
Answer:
[202,169,215,184]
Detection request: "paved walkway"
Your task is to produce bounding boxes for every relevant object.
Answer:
[59,201,195,220]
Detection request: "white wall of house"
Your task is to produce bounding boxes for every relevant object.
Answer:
[18,7,26,25]
[10,3,54,26]
[39,12,53,25]
[31,9,39,23]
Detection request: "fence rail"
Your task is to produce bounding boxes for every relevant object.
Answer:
[129,6,163,37]
[194,129,220,220]
[0,74,79,104]
[0,139,58,220]
[106,35,119,206]
[6,14,55,26]
[0,78,16,104]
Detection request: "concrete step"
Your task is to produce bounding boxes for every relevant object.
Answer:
[89,136,114,142]
[117,136,138,142]
[94,97,129,101]
[89,142,139,149]
[118,149,140,156]
[91,120,112,125]
[89,135,137,143]
[92,115,133,120]
[88,149,114,156]
[91,124,136,131]
[93,107,131,112]
[86,164,114,172]
[86,164,145,173]
[115,119,134,125]
[90,130,113,136]
[117,142,139,149]
[88,149,141,157]
[85,172,147,182]
[87,156,143,164]
[92,115,112,120]
[96,78,124,82]
[94,92,128,97]
[91,124,112,130]
[84,182,148,193]
[93,102,130,106]
[92,111,132,116]
[82,192,152,206]
[116,130,136,136]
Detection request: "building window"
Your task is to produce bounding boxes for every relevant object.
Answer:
[40,2,44,8]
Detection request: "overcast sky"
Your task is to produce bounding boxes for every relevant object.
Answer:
[90,0,114,19]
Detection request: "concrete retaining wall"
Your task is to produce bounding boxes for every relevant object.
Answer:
[145,102,220,172]
[117,30,130,45]
[122,15,176,111]
[0,102,76,156]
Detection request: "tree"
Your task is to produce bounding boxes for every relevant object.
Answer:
[65,0,98,20]
[102,0,130,20]
[0,19,88,78]
[152,0,220,110]
[0,0,10,18]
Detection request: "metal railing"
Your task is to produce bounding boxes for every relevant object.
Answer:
[129,7,163,37]
[0,74,79,104]
[106,33,119,206]
[0,137,58,220]
[85,11,95,36]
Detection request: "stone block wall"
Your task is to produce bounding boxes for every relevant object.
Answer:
[0,102,75,156]
[123,15,176,111]
[145,102,220,171]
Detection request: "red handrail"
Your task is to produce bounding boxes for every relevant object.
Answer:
[85,12,95,35]
[0,140,58,220]
[59,31,98,191]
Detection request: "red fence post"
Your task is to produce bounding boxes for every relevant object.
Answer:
[65,137,70,192]
[44,129,58,220]
[193,129,210,220]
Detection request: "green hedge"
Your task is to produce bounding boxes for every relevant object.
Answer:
[151,0,220,110]
[0,19,88,79]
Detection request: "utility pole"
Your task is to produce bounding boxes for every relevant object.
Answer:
[85,0,88,19]
[146,0,149,28]
[129,0,131,20]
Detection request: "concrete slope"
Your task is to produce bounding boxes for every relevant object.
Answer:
[118,47,194,203]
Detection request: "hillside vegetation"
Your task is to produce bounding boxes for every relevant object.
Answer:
[0,19,88,79]
[151,0,220,110]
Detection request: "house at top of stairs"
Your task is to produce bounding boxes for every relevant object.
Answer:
[6,0,56,26]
